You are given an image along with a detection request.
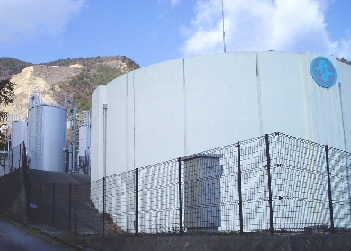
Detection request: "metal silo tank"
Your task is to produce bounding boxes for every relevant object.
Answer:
[28,104,67,172]
[11,120,28,148]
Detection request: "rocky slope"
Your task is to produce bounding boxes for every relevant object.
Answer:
[1,56,139,118]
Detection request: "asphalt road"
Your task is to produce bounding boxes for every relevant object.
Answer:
[0,218,70,251]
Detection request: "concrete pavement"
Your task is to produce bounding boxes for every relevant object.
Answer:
[0,217,73,251]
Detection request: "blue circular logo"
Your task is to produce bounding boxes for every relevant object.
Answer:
[310,56,337,88]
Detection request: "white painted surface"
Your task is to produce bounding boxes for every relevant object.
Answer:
[91,51,351,182]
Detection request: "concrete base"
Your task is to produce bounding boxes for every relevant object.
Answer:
[86,234,351,251]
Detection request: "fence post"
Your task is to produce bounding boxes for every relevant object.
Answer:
[102,177,105,237]
[1,144,4,173]
[265,134,274,235]
[19,144,22,168]
[52,182,56,228]
[74,184,77,235]
[135,168,139,235]
[22,142,30,216]
[237,142,244,235]
[325,145,335,234]
[68,183,72,233]
[39,181,42,217]
[11,147,13,172]
[178,157,183,235]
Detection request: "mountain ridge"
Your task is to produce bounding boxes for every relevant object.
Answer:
[0,56,139,115]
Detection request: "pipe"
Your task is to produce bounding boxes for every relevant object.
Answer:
[72,104,77,173]
[338,82,347,151]
[103,104,108,178]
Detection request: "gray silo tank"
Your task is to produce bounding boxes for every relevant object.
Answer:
[28,94,67,172]
[11,120,28,148]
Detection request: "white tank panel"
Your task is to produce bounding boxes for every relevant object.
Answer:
[28,105,67,172]
[12,120,28,148]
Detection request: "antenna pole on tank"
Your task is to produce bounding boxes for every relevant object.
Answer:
[221,0,227,53]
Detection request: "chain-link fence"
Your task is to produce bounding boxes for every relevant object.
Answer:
[91,132,351,235]
[0,142,26,177]
[0,142,29,219]
[2,134,350,236]
[29,181,107,235]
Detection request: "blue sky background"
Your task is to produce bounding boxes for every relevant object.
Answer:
[0,0,350,67]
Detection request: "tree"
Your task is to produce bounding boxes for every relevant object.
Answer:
[0,78,15,120]
[337,57,351,66]
[0,79,14,150]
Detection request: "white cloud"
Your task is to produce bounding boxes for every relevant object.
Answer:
[181,0,351,60]
[0,0,85,44]
[158,0,181,7]
[171,0,182,6]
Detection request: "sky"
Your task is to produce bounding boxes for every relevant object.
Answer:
[0,0,350,67]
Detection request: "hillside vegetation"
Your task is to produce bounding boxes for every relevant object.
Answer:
[46,56,139,111]
[337,57,351,67]
[0,56,139,113]
[0,58,32,80]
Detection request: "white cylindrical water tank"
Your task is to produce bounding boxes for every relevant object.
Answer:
[12,120,28,148]
[28,104,67,172]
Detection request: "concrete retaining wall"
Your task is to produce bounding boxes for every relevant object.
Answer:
[0,168,27,220]
[87,234,351,251]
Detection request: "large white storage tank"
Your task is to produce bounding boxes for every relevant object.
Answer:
[11,120,28,148]
[28,93,67,172]
[91,51,351,182]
